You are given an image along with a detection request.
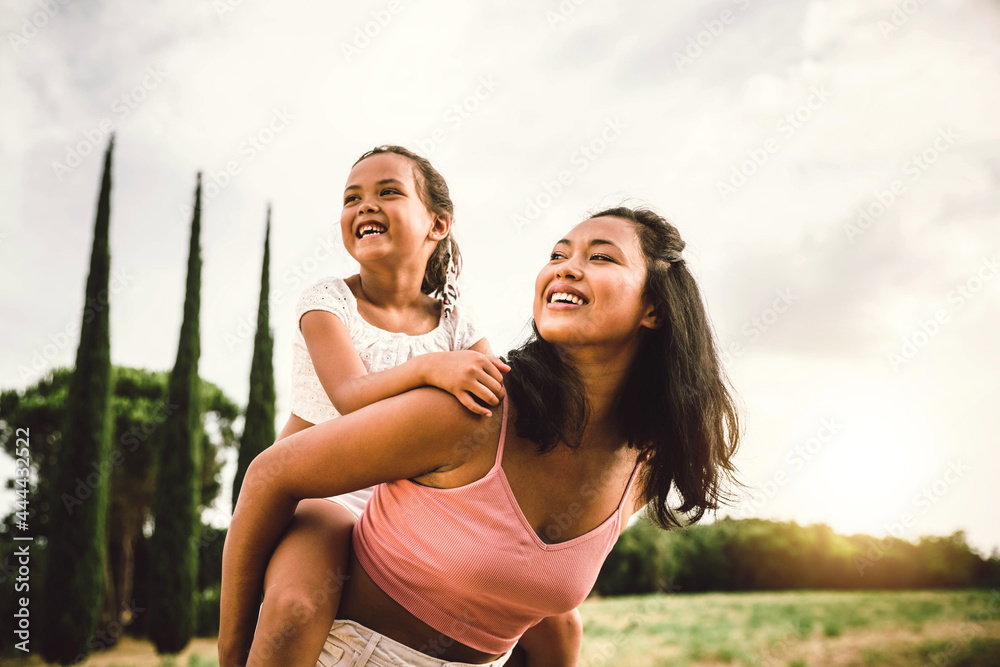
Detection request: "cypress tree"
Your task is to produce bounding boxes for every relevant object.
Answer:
[231,207,276,510]
[147,173,203,653]
[39,136,116,665]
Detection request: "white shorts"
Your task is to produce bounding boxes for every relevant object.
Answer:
[323,487,373,520]
[317,619,513,667]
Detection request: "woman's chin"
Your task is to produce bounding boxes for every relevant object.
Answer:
[536,320,589,348]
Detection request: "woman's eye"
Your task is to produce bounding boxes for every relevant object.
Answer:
[549,252,565,261]
[380,188,400,196]
[591,254,613,262]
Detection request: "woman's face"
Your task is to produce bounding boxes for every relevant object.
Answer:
[534,216,660,350]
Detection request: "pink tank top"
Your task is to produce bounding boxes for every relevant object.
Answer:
[353,398,645,654]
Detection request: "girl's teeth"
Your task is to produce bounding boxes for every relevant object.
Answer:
[359,224,386,237]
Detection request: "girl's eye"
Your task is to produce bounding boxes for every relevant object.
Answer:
[380,188,400,196]
[549,252,565,261]
[591,254,614,262]
[344,195,359,204]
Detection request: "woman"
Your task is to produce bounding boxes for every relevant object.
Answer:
[220,206,741,666]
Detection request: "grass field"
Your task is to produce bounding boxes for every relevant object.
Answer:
[6,590,999,666]
[579,589,1000,666]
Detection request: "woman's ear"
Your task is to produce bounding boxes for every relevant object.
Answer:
[640,302,664,330]
[429,212,452,241]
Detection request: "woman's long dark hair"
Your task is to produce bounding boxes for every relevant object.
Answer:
[504,206,742,529]
[353,145,461,297]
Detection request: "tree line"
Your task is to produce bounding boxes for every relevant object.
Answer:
[596,516,1000,596]
[0,137,275,663]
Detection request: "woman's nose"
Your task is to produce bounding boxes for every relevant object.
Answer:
[556,260,581,280]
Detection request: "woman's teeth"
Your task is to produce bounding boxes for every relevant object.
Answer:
[550,292,586,305]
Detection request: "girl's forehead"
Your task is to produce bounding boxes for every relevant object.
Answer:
[347,152,416,184]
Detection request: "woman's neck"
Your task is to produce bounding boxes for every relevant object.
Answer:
[562,338,642,444]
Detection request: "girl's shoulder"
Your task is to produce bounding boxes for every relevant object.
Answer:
[443,299,484,351]
[295,276,358,328]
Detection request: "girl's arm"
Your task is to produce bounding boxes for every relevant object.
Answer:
[219,388,498,666]
[302,310,508,417]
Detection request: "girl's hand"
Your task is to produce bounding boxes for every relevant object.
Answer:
[421,351,510,417]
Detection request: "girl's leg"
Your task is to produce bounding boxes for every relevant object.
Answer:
[514,609,582,667]
[247,498,356,667]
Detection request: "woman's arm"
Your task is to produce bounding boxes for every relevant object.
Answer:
[219,388,498,665]
[302,311,507,417]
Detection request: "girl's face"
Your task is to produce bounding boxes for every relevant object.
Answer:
[534,216,660,350]
[341,152,449,266]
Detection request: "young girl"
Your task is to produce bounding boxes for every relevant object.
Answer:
[226,146,582,666]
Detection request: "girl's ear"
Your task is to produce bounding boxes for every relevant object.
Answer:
[429,212,452,241]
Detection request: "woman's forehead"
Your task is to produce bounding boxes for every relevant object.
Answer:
[562,216,641,252]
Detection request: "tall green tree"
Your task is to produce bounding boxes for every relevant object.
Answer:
[147,174,203,653]
[38,137,116,664]
[232,207,276,510]
[0,367,239,654]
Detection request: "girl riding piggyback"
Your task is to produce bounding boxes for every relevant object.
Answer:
[228,146,581,666]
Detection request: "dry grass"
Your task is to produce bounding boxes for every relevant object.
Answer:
[578,589,1000,666]
[5,590,998,666]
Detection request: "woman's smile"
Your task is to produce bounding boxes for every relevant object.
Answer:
[545,283,590,310]
[534,216,655,347]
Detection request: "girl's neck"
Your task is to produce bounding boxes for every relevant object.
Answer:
[354,266,428,311]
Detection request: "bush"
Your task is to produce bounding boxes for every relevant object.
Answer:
[196,585,221,637]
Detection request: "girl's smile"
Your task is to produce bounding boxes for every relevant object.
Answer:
[341,153,447,262]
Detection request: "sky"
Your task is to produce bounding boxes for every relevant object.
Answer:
[2,0,999,555]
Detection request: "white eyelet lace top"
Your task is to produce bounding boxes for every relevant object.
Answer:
[290,277,483,425]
